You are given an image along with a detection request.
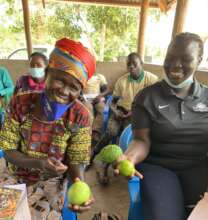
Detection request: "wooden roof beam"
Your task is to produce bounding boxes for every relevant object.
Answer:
[137,0,149,60]
[42,0,46,8]
[157,0,168,12]
[22,0,32,59]
[166,0,176,11]
[156,0,176,13]
[171,0,190,39]
[60,0,158,8]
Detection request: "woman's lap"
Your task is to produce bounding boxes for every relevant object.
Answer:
[138,163,185,220]
[177,160,208,207]
[137,161,208,220]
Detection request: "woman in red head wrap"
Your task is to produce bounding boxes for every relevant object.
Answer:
[0,38,96,218]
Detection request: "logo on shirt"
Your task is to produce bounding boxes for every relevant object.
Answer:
[193,102,208,112]
[158,104,169,109]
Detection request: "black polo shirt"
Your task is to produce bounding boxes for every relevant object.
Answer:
[132,80,208,170]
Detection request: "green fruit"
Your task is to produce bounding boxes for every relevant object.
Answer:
[118,160,135,177]
[95,144,123,163]
[67,181,91,205]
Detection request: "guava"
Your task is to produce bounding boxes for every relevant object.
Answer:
[118,159,135,177]
[67,180,91,205]
[95,144,123,163]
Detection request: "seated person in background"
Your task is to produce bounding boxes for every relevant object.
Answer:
[0,38,96,219]
[94,52,158,184]
[14,52,47,94]
[83,72,109,144]
[116,32,208,220]
[0,66,14,127]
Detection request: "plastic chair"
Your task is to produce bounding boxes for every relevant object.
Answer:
[102,95,113,132]
[118,125,143,220]
[100,95,116,144]
[119,124,133,152]
[0,149,4,158]
[0,149,77,220]
[128,177,143,220]
[62,182,77,220]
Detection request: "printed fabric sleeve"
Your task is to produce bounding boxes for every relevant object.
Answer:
[0,95,22,151]
[0,114,21,151]
[131,92,152,130]
[0,67,14,97]
[67,107,91,164]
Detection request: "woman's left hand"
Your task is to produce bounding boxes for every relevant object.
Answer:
[68,197,95,213]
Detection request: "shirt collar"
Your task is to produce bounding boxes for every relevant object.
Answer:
[128,70,144,83]
[191,80,202,98]
[161,79,202,99]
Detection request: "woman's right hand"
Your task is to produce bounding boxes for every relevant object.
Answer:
[40,157,68,177]
[114,154,143,179]
[68,178,95,213]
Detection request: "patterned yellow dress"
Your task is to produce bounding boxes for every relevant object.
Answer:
[0,91,91,219]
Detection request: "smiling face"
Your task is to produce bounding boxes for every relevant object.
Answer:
[45,68,82,104]
[164,37,202,85]
[127,54,143,79]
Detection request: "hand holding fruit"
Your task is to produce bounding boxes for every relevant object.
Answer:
[68,178,94,213]
[95,144,143,179]
[114,154,143,179]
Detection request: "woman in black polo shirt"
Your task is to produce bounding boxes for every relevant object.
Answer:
[116,33,208,220]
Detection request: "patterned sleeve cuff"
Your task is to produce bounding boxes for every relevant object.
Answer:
[0,116,20,151]
[67,127,91,164]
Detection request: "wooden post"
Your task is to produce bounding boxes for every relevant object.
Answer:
[22,0,32,59]
[42,0,46,9]
[137,0,149,60]
[171,0,190,39]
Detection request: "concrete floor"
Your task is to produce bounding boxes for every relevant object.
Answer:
[0,159,130,220]
[78,165,129,220]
